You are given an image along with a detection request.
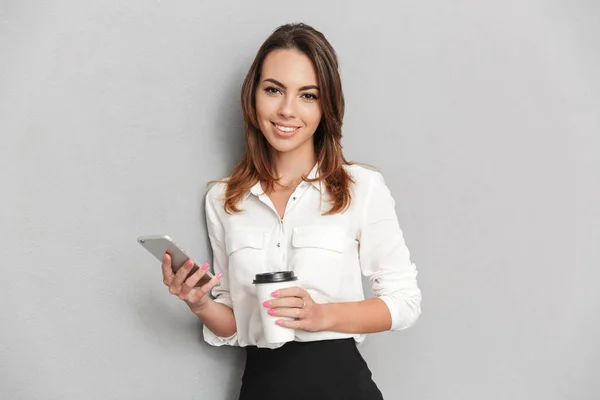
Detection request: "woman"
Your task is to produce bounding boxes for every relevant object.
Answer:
[161,23,422,399]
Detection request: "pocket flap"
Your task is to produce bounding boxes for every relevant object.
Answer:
[292,226,348,253]
[225,230,269,255]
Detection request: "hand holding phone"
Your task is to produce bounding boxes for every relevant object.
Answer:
[160,252,223,311]
[138,235,223,310]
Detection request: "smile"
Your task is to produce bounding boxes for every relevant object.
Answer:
[272,122,299,133]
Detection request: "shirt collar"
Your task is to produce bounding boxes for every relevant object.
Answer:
[248,180,263,198]
[246,163,322,199]
[306,163,323,192]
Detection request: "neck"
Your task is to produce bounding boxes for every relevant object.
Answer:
[271,145,317,187]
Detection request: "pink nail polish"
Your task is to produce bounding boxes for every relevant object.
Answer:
[271,291,279,297]
[268,309,276,316]
[201,264,210,271]
[275,320,283,325]
[216,273,223,279]
[263,300,271,307]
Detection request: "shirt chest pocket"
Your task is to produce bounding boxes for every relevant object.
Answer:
[225,230,270,283]
[291,226,354,294]
[292,226,349,253]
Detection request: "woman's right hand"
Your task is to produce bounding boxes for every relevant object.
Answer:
[161,253,223,312]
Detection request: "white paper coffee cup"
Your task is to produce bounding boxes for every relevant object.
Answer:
[253,271,298,343]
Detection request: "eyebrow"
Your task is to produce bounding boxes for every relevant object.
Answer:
[262,78,319,91]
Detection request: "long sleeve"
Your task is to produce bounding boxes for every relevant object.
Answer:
[358,172,422,331]
[202,185,238,346]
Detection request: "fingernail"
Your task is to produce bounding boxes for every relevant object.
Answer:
[263,300,271,308]
[268,309,276,316]
[216,273,223,279]
[187,260,194,267]
[201,264,210,271]
[275,320,283,325]
[271,291,279,297]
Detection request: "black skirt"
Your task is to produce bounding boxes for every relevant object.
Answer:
[238,338,384,400]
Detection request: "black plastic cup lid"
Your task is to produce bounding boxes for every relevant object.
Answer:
[253,271,297,284]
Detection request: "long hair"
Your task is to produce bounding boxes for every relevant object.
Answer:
[222,22,353,214]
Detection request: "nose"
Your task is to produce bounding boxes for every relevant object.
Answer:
[277,95,295,118]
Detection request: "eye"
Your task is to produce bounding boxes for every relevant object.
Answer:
[265,86,282,95]
[301,93,319,101]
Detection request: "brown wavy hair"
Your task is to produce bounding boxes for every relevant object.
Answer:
[222,22,354,214]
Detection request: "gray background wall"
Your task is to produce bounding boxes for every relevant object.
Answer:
[1,0,598,399]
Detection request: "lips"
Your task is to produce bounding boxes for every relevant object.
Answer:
[271,122,300,136]
[272,122,299,132]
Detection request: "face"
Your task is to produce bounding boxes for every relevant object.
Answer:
[255,48,323,157]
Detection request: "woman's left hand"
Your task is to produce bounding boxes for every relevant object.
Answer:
[263,287,329,332]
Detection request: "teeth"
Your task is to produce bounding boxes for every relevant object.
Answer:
[275,124,298,133]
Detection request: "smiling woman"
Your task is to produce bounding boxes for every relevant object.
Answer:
[159,22,421,400]
[229,23,352,216]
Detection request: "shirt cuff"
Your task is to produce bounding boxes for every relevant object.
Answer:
[378,293,422,331]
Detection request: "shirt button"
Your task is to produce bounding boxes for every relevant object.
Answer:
[292,196,297,201]
[276,243,281,247]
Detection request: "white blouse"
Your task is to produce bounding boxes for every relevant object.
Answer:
[203,164,422,349]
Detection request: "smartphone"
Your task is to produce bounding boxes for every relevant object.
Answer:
[137,234,218,287]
